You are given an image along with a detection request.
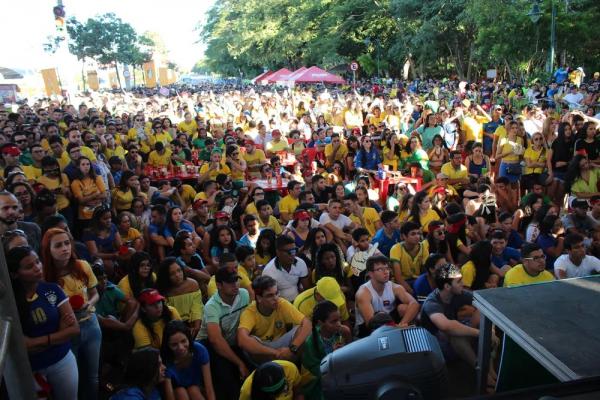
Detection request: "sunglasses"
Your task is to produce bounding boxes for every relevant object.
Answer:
[283,248,298,256]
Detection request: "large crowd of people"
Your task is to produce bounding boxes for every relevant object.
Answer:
[3,72,600,399]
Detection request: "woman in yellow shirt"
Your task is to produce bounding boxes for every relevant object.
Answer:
[408,191,441,233]
[460,241,499,290]
[523,132,551,189]
[344,101,362,130]
[225,145,247,186]
[382,133,403,171]
[70,157,107,223]
[239,360,302,400]
[132,288,181,349]
[117,211,145,252]
[111,170,139,213]
[118,252,156,299]
[496,121,524,207]
[156,257,203,339]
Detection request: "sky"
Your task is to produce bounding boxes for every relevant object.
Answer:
[1,0,214,71]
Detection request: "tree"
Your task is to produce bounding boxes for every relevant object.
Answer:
[65,13,139,89]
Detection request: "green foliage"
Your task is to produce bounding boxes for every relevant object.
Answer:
[200,0,600,80]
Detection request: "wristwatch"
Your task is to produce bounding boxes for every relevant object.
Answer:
[289,344,299,354]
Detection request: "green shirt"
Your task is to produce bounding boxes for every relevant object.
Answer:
[197,288,250,344]
[96,282,125,318]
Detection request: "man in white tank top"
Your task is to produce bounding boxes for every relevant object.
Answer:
[355,255,420,337]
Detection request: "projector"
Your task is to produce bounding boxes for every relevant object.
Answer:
[321,326,447,400]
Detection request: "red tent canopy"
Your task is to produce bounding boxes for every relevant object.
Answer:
[284,67,307,82]
[291,66,346,84]
[252,70,273,84]
[266,68,293,83]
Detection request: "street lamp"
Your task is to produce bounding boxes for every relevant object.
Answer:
[527,0,557,73]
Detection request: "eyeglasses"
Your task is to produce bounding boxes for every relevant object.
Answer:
[16,139,27,144]
[1,229,25,240]
[283,247,298,256]
[524,255,546,261]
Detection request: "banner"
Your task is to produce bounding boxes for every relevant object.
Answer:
[87,71,99,91]
[41,68,61,96]
[159,67,169,86]
[144,61,156,88]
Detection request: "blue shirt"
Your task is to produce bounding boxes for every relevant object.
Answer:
[413,273,434,299]
[536,233,557,271]
[507,230,524,250]
[24,282,71,371]
[491,246,521,268]
[164,221,195,238]
[110,387,160,400]
[371,228,401,258]
[148,222,167,237]
[354,148,382,170]
[166,341,210,388]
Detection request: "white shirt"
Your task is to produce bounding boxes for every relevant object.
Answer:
[554,254,600,278]
[319,212,352,231]
[262,257,308,302]
[563,92,584,106]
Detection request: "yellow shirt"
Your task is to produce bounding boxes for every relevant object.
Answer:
[127,127,152,154]
[239,298,305,342]
[149,132,172,147]
[112,188,134,212]
[461,116,488,142]
[199,163,231,181]
[498,137,524,163]
[132,306,181,349]
[178,120,198,136]
[37,174,70,210]
[494,125,508,141]
[23,165,42,181]
[266,140,289,153]
[177,184,197,211]
[503,264,554,287]
[293,287,349,321]
[148,149,173,167]
[381,146,400,170]
[461,261,476,288]
[207,272,252,298]
[258,215,283,235]
[193,191,208,202]
[523,147,547,174]
[58,260,97,319]
[245,202,258,216]
[166,290,203,323]
[349,207,381,237]
[121,227,142,244]
[441,162,468,181]
[71,176,106,219]
[80,146,97,162]
[56,151,70,171]
[408,208,441,233]
[240,360,301,400]
[389,241,430,280]
[324,143,348,166]
[117,273,157,299]
[279,195,300,217]
[104,146,126,161]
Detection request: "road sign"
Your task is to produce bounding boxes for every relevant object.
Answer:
[123,70,130,78]
[350,61,359,71]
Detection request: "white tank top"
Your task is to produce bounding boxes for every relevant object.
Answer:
[355,280,396,326]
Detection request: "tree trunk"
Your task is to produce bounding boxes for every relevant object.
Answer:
[133,66,137,87]
[466,43,474,82]
[81,60,87,92]
[114,62,122,90]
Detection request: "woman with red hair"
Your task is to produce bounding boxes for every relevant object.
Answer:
[41,227,101,400]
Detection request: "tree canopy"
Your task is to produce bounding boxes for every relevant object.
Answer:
[200,0,600,81]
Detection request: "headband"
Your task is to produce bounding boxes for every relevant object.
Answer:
[261,377,286,393]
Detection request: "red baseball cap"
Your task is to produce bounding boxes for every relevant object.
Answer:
[294,210,311,221]
[138,289,165,305]
[193,199,208,209]
[214,210,230,220]
[0,144,21,156]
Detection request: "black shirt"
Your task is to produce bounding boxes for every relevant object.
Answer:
[420,288,473,335]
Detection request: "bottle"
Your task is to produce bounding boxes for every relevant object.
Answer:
[276,169,283,186]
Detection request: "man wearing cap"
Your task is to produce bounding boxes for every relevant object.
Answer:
[262,235,310,302]
[420,263,488,372]
[238,275,312,363]
[243,139,266,179]
[355,255,420,337]
[199,266,251,399]
[279,180,302,224]
[265,129,288,158]
[0,143,22,173]
[294,277,350,327]
[562,198,597,237]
